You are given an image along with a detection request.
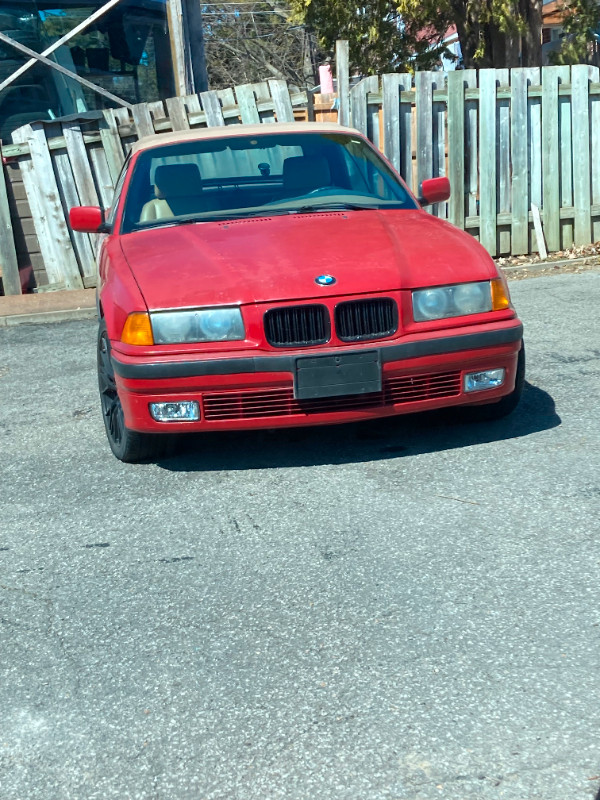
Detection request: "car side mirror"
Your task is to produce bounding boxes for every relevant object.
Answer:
[418,177,451,206]
[69,206,109,233]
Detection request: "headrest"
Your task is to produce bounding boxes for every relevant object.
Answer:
[154,163,202,199]
[283,155,331,193]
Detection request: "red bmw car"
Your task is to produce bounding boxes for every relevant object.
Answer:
[70,122,524,462]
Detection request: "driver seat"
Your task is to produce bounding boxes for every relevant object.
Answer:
[282,155,331,195]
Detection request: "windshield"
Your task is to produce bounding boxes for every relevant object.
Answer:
[120,131,417,233]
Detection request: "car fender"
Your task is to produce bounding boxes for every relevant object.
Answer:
[98,235,148,341]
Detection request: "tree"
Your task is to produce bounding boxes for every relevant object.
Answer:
[292,0,544,71]
[203,2,318,89]
[287,0,452,74]
[550,0,600,66]
[444,0,543,68]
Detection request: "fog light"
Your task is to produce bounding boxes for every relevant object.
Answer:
[464,368,505,392]
[149,401,200,422]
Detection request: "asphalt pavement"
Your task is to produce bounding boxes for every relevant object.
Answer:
[1,271,599,800]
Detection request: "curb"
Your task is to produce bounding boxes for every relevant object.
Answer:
[0,306,97,327]
[500,255,600,275]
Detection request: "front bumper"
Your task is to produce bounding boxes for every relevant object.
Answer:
[111,321,523,433]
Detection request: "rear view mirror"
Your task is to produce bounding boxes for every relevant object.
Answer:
[418,177,451,206]
[69,206,107,233]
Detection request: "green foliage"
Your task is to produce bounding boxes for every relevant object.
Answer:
[290,0,544,71]
[288,0,452,74]
[550,0,600,65]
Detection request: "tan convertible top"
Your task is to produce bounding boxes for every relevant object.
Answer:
[131,122,361,155]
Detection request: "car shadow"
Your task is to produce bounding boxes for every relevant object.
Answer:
[156,381,560,472]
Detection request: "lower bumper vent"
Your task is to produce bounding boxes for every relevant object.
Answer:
[202,370,461,421]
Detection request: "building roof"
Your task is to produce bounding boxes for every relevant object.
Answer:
[542,0,568,25]
[131,122,359,155]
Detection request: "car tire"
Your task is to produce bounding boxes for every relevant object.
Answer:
[97,320,166,463]
[457,342,525,423]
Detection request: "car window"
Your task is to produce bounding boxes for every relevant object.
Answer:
[148,143,303,183]
[120,132,416,233]
[339,141,402,201]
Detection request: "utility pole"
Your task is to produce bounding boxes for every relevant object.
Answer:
[185,0,209,93]
[167,0,208,95]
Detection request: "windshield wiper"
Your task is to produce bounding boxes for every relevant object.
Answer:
[295,202,377,213]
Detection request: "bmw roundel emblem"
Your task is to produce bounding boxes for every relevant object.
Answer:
[315,274,336,286]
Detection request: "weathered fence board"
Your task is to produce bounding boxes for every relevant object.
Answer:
[269,79,295,123]
[496,69,511,255]
[165,95,191,131]
[447,70,465,230]
[572,64,592,245]
[479,69,498,254]
[89,145,114,209]
[12,124,82,289]
[558,66,574,249]
[253,82,276,123]
[542,67,561,254]
[236,84,262,124]
[416,71,434,192]
[589,66,600,243]
[526,67,543,224]
[351,76,379,138]
[131,102,156,138]
[63,122,100,208]
[99,110,125,183]
[200,91,225,127]
[511,70,530,255]
[382,73,412,182]
[432,77,447,218]
[50,122,97,278]
[53,155,97,278]
[464,71,479,224]
[336,40,350,127]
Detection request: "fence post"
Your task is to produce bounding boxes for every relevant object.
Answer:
[511,69,530,255]
[336,40,350,127]
[0,144,21,295]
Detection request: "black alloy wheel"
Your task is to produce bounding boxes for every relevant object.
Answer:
[97,320,163,462]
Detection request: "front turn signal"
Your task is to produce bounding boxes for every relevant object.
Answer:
[121,312,154,345]
[491,277,511,310]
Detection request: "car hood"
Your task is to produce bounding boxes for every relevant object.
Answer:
[120,210,497,310]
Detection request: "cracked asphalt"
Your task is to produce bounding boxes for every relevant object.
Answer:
[1,270,599,800]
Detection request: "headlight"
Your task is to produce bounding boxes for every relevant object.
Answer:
[412,281,492,321]
[151,308,245,343]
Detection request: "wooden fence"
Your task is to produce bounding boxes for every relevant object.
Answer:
[1,64,600,294]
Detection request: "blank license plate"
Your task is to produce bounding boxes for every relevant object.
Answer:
[295,351,381,400]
